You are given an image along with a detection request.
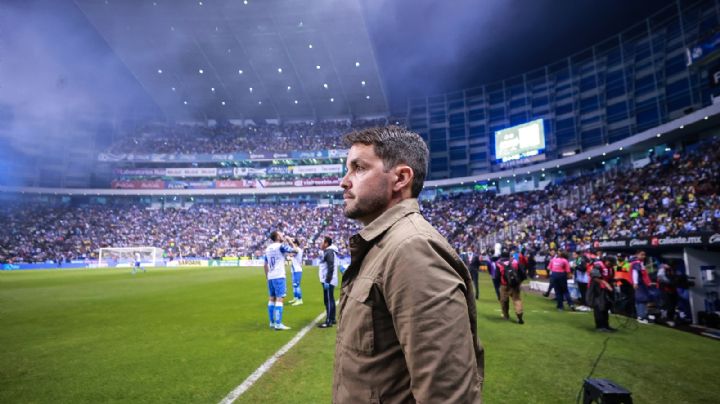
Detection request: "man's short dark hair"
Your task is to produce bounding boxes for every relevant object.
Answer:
[270,230,280,242]
[344,126,429,197]
[324,236,333,246]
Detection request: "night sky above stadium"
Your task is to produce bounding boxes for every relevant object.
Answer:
[0,0,677,128]
[363,0,677,110]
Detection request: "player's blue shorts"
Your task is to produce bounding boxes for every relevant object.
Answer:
[134,261,140,267]
[291,271,302,287]
[267,278,287,298]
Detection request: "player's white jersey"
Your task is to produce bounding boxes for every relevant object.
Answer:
[291,248,304,273]
[265,242,293,280]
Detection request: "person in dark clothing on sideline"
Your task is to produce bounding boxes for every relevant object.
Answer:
[317,236,339,328]
[469,250,480,300]
[489,253,501,300]
[587,266,616,332]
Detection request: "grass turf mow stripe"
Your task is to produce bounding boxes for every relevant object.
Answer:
[218,310,326,404]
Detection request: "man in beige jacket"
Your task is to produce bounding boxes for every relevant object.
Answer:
[333,126,484,403]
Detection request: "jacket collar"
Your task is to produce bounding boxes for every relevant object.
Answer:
[358,198,420,242]
[343,198,420,286]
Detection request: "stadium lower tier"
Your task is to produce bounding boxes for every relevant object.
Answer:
[2,132,719,265]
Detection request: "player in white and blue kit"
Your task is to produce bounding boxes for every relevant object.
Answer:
[264,231,297,330]
[131,252,146,274]
[288,238,305,306]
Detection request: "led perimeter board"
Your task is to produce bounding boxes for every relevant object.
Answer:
[494,119,546,163]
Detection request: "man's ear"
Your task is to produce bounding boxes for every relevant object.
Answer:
[392,165,414,193]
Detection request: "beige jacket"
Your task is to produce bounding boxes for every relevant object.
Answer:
[333,198,484,403]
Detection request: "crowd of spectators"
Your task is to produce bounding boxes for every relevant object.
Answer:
[106,119,387,155]
[447,136,720,256]
[3,136,719,265]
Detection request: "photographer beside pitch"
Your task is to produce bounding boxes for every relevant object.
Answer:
[333,126,484,403]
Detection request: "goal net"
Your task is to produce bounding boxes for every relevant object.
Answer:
[98,247,164,268]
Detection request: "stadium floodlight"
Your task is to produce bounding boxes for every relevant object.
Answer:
[355,61,360,67]
[98,247,164,268]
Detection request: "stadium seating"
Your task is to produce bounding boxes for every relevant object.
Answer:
[105,119,387,155]
[2,135,718,264]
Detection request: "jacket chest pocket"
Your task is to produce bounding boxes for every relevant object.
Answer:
[339,277,375,355]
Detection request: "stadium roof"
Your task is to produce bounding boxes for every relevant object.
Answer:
[75,0,389,121]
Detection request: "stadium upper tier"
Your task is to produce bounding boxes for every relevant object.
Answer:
[3,134,718,265]
[408,0,720,179]
[104,119,386,156]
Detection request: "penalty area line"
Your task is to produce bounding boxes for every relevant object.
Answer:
[218,310,328,404]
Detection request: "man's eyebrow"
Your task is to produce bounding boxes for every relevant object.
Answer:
[347,158,363,167]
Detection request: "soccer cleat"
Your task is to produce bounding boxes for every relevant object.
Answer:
[287,298,297,304]
[274,323,291,331]
[517,314,524,324]
[290,299,303,306]
[637,318,650,324]
[317,323,333,328]
[269,322,275,329]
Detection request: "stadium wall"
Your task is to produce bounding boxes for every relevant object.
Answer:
[408,0,720,179]
[2,101,719,197]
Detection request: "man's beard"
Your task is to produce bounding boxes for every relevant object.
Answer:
[343,178,390,222]
[343,193,389,221]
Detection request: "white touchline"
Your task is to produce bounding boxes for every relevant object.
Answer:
[218,309,330,404]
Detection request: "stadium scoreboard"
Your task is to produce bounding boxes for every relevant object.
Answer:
[494,119,546,163]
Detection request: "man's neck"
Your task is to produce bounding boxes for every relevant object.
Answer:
[360,195,411,227]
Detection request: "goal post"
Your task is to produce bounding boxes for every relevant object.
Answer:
[98,247,165,268]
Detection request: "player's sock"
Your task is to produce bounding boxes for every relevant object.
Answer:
[274,302,284,325]
[268,301,275,325]
[296,287,302,300]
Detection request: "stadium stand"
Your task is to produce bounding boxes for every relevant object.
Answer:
[3,134,717,264]
[105,119,387,155]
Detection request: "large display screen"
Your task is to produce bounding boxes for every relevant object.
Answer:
[494,119,546,162]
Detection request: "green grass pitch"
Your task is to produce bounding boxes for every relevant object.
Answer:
[1,266,719,403]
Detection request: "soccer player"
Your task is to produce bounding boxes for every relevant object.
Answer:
[264,231,297,330]
[131,252,146,274]
[288,238,305,306]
